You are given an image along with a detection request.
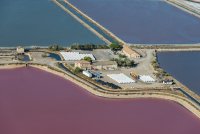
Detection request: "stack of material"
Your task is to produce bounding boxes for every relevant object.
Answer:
[107,73,135,84]
[60,52,95,61]
[139,75,155,83]
[163,79,173,85]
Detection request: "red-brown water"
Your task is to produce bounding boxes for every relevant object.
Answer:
[0,67,200,134]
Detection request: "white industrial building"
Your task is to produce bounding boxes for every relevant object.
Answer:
[107,73,135,84]
[139,75,155,83]
[83,70,92,78]
[60,52,95,61]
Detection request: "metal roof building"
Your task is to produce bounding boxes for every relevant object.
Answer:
[60,52,95,61]
[139,75,155,83]
[107,73,135,84]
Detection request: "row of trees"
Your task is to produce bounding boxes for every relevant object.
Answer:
[48,45,64,51]
[71,42,123,51]
[71,43,109,50]
[47,42,122,52]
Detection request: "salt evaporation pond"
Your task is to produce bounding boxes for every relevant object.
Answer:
[0,67,200,134]
[157,51,200,95]
[69,0,200,44]
[0,0,104,47]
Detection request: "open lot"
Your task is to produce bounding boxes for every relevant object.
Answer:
[29,52,58,66]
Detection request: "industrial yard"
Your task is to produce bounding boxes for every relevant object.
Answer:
[0,45,174,91]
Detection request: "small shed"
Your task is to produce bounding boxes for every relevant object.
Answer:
[163,79,173,85]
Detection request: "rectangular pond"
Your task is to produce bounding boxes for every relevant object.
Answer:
[157,51,200,95]
[0,0,105,47]
[69,0,200,44]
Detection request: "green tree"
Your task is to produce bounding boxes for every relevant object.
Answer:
[119,54,127,58]
[82,56,92,63]
[112,57,135,67]
[48,45,63,51]
[74,67,82,74]
[109,43,122,51]
[70,44,108,50]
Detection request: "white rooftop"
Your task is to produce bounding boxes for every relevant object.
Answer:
[107,73,135,84]
[139,75,155,83]
[60,52,95,61]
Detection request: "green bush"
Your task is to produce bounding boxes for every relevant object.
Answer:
[109,43,122,51]
[112,57,135,67]
[74,67,83,74]
[48,45,63,51]
[70,43,109,50]
[82,56,92,63]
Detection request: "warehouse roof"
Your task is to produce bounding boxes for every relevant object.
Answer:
[139,75,155,83]
[107,73,135,84]
[60,52,95,61]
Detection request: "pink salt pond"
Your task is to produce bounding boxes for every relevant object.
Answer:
[0,67,200,134]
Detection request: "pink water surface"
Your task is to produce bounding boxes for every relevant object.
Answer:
[0,67,200,134]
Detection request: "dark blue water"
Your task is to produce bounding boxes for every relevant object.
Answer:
[69,0,200,44]
[22,55,30,61]
[48,53,61,61]
[157,52,200,95]
[59,1,116,43]
[0,0,104,47]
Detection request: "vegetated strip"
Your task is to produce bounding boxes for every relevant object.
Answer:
[166,0,200,18]
[52,0,111,45]
[131,44,200,50]
[62,0,126,46]
[0,63,200,118]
